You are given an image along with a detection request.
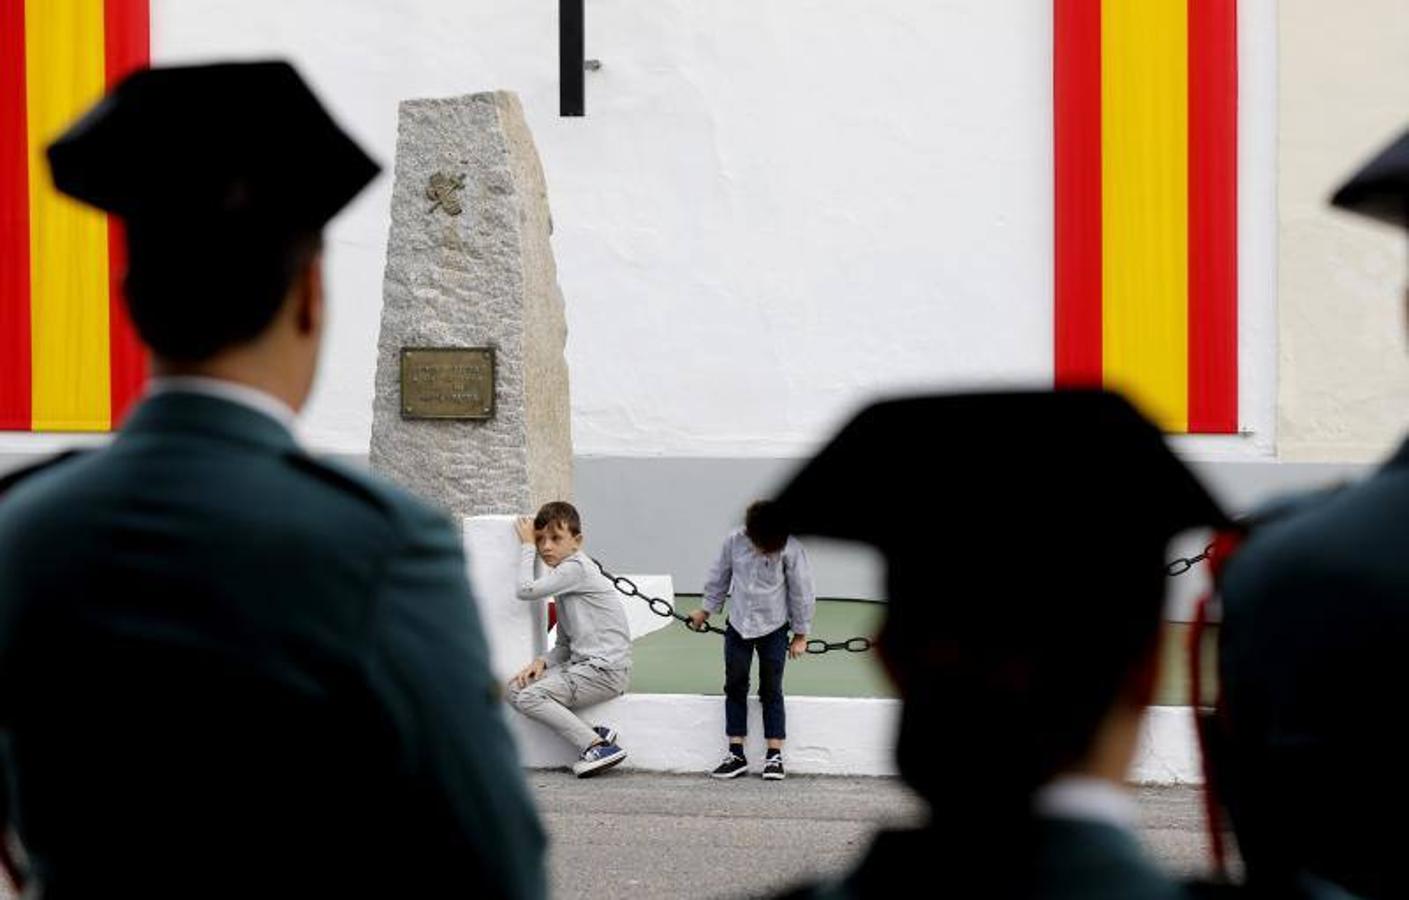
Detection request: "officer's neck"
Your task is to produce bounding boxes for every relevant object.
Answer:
[153,264,321,414]
[154,335,314,416]
[1065,699,1145,788]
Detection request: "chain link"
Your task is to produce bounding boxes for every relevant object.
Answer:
[804,636,874,655]
[592,558,872,654]
[1166,543,1216,577]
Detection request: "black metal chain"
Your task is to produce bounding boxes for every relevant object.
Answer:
[1166,543,1216,577]
[593,544,1211,654]
[591,558,873,655]
[590,558,726,635]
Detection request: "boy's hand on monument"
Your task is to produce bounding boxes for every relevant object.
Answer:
[514,517,536,544]
[687,609,709,632]
[789,635,808,659]
[511,657,546,688]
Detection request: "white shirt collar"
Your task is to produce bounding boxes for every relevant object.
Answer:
[1033,775,1139,831]
[148,376,299,434]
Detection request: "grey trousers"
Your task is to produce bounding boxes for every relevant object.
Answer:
[507,661,631,753]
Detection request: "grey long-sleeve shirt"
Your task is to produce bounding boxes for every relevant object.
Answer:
[516,547,632,671]
[701,528,816,640]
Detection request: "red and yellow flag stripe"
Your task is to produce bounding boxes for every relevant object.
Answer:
[1,0,148,432]
[1054,0,1238,434]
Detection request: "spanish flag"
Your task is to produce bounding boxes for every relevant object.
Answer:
[1,0,149,432]
[1054,0,1238,434]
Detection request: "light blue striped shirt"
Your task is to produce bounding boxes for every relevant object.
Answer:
[701,528,816,640]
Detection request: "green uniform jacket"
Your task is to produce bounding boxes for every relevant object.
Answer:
[0,392,545,898]
[1218,442,1409,899]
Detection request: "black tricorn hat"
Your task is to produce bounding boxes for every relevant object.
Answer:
[47,60,379,230]
[1330,128,1409,229]
[773,389,1229,564]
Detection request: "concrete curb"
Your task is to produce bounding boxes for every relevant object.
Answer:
[508,694,1202,784]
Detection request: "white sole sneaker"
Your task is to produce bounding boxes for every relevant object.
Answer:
[711,766,749,780]
[762,768,785,781]
[572,747,627,777]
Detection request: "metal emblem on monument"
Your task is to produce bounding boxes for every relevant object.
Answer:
[426,171,466,216]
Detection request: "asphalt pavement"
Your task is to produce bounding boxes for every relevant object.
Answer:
[530,770,1214,899]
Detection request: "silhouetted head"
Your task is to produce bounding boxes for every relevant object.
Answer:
[774,391,1227,815]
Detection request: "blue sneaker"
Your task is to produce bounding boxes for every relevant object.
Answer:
[593,725,618,745]
[573,741,627,777]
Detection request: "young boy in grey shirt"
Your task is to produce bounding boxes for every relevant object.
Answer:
[507,501,632,777]
[689,500,816,780]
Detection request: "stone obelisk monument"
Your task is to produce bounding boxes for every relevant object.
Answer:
[370,92,571,519]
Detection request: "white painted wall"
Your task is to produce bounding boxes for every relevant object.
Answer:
[508,694,902,777]
[1278,0,1409,462]
[0,0,1280,462]
[464,515,547,683]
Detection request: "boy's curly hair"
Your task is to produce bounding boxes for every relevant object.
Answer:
[533,500,582,536]
[744,500,787,554]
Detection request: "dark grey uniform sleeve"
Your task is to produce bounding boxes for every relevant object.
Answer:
[368,504,546,900]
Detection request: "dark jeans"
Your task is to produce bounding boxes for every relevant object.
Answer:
[724,622,789,741]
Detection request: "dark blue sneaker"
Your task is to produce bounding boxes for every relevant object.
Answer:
[573,741,627,777]
[762,754,785,781]
[593,725,618,745]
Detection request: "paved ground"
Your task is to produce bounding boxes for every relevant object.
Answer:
[530,771,1215,899]
[0,773,1211,899]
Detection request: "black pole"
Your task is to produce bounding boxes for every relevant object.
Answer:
[560,0,584,116]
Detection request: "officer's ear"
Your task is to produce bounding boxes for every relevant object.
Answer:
[293,250,324,338]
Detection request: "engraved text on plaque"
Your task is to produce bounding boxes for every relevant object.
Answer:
[400,347,496,419]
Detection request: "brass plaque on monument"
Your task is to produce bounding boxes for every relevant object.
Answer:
[400,347,496,419]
